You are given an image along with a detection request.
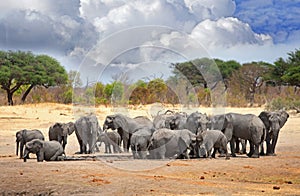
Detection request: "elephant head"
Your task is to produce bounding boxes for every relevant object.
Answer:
[15,129,27,156]
[62,122,76,136]
[23,139,43,162]
[185,112,209,134]
[103,115,116,131]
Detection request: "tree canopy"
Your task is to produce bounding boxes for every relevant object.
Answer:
[0,50,68,105]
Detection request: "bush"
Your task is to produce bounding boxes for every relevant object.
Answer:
[265,97,300,111]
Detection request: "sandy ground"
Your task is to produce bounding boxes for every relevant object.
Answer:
[0,103,299,195]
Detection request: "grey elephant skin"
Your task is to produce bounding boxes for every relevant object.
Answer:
[152,110,175,129]
[221,113,266,158]
[16,129,44,159]
[130,127,153,159]
[259,110,289,155]
[148,128,196,159]
[75,114,99,154]
[23,139,64,162]
[103,114,154,152]
[167,112,209,135]
[195,130,230,159]
[210,114,246,154]
[97,130,122,153]
[48,122,75,151]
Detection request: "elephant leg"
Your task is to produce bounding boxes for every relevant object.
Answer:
[235,139,240,153]
[211,148,217,158]
[241,140,247,154]
[260,142,265,156]
[108,144,112,154]
[247,141,254,157]
[229,140,236,157]
[82,143,87,154]
[50,150,62,161]
[252,143,260,158]
[62,137,67,151]
[104,143,108,153]
[37,151,44,162]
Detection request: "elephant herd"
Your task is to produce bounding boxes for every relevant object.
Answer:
[15,109,289,162]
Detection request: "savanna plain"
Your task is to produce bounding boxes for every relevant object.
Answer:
[0,103,299,195]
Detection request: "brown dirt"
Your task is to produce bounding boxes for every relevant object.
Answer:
[0,103,299,195]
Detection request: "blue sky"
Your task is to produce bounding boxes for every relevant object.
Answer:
[0,0,299,83]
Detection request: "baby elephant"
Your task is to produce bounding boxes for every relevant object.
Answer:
[195,130,230,160]
[23,139,65,162]
[97,131,122,153]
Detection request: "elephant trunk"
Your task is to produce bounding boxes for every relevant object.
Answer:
[23,149,29,162]
[16,141,19,156]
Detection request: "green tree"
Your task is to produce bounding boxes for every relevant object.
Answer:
[273,49,300,87]
[214,59,241,80]
[147,78,167,103]
[129,80,149,104]
[0,50,68,105]
[104,81,124,104]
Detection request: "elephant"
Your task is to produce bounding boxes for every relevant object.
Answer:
[168,112,188,130]
[97,130,122,153]
[221,113,266,158]
[193,130,230,159]
[23,139,64,162]
[184,112,209,134]
[152,110,175,129]
[168,111,209,135]
[16,129,44,159]
[210,114,246,154]
[48,122,75,151]
[258,110,289,156]
[103,114,154,152]
[74,114,99,154]
[147,128,196,159]
[130,127,153,159]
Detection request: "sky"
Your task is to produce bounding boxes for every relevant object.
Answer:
[0,0,299,84]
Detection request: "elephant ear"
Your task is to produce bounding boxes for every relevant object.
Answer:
[34,139,44,151]
[67,122,76,135]
[222,115,233,141]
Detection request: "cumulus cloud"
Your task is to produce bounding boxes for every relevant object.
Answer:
[0,0,299,83]
[190,17,273,48]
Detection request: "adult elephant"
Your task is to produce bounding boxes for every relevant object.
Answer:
[75,114,99,154]
[23,139,64,162]
[210,114,246,154]
[130,127,153,159]
[147,128,196,159]
[221,113,266,158]
[259,110,289,156]
[152,110,175,129]
[48,122,75,151]
[167,112,208,133]
[16,129,44,159]
[103,114,154,152]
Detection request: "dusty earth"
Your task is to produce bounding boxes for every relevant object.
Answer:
[0,103,299,195]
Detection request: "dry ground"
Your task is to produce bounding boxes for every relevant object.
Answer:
[0,103,299,195]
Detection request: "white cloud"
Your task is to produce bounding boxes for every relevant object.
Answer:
[190,17,273,48]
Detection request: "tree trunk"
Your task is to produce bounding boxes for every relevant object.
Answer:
[7,90,13,106]
[21,84,35,103]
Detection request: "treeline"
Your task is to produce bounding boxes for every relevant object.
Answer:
[0,49,299,109]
